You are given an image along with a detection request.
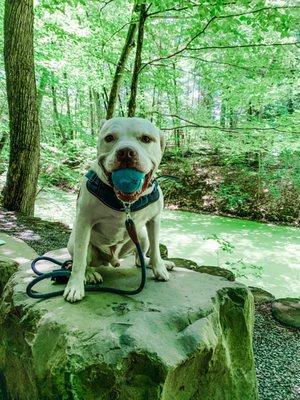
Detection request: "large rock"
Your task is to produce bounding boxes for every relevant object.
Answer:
[249,286,275,304]
[0,255,19,294]
[272,298,300,329]
[0,248,258,400]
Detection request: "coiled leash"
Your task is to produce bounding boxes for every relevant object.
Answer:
[26,210,146,299]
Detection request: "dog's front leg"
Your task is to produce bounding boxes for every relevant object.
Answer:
[63,214,91,302]
[146,215,174,281]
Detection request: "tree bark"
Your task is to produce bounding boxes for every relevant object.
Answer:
[127,3,147,117]
[106,2,139,120]
[3,0,40,216]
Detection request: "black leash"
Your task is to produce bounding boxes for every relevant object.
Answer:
[26,216,146,299]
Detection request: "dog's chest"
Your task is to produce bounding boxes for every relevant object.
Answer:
[90,207,153,246]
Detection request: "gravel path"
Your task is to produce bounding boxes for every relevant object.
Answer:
[0,208,299,400]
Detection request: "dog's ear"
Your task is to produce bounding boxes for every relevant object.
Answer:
[159,131,166,153]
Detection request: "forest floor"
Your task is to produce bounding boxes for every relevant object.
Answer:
[0,208,299,400]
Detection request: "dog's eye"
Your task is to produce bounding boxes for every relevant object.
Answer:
[140,135,152,144]
[104,135,115,143]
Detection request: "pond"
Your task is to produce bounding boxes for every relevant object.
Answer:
[34,187,300,299]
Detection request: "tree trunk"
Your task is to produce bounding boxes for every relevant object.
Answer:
[93,89,103,130]
[89,87,95,136]
[37,67,49,112]
[63,72,74,139]
[0,131,8,155]
[51,72,66,143]
[127,3,147,117]
[220,100,226,128]
[172,62,181,149]
[106,2,139,120]
[3,0,40,216]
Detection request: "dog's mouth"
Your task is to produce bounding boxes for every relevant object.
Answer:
[100,162,153,203]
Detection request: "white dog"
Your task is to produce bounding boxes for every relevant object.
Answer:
[64,117,174,303]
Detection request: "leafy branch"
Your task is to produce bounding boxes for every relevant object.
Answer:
[141,6,300,71]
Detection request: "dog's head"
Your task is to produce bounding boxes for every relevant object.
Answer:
[97,117,165,202]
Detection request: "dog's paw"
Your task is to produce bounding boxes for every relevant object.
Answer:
[63,277,85,303]
[152,262,170,281]
[164,260,175,271]
[136,256,150,268]
[84,267,103,284]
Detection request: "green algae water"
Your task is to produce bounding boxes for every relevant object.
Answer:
[34,188,300,298]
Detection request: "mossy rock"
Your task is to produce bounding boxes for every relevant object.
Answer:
[249,287,275,304]
[0,248,258,400]
[272,298,300,329]
[167,257,198,269]
[146,243,168,260]
[197,265,235,282]
[0,255,19,294]
[169,258,235,282]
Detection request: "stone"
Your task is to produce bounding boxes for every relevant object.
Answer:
[0,248,258,400]
[169,258,235,282]
[272,298,300,329]
[0,233,37,296]
[249,287,275,304]
[197,265,235,282]
[0,255,19,294]
[0,232,37,265]
[167,257,198,269]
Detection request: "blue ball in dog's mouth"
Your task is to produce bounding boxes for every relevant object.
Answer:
[111,168,145,194]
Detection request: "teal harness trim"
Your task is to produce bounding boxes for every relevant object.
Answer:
[85,170,160,211]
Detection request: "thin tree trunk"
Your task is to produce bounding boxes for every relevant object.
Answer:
[89,87,95,135]
[37,67,49,112]
[127,3,147,117]
[172,62,180,148]
[103,86,109,110]
[101,92,108,112]
[3,0,40,216]
[106,2,139,119]
[150,85,156,122]
[118,94,125,116]
[220,100,226,128]
[51,72,66,143]
[93,89,102,129]
[63,71,73,139]
[0,131,8,154]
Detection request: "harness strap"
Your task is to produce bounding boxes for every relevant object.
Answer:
[85,170,160,212]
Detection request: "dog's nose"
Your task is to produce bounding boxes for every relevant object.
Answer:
[116,147,137,161]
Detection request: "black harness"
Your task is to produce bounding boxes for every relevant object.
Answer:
[26,171,160,300]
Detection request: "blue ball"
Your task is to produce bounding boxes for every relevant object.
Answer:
[112,168,145,194]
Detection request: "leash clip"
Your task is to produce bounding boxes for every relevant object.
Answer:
[123,202,131,220]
